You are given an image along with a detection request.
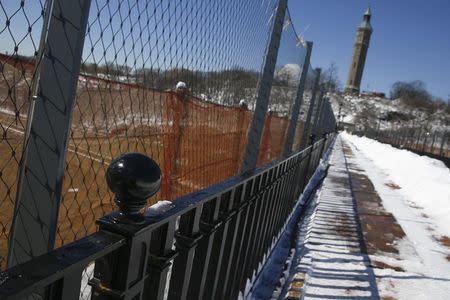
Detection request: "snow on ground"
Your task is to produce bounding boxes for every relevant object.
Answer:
[343,132,450,299]
[80,263,94,299]
[329,93,450,132]
[342,131,450,239]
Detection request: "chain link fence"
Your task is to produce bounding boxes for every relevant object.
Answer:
[256,9,306,166]
[0,0,48,270]
[0,1,338,284]
[367,127,450,160]
[55,0,283,249]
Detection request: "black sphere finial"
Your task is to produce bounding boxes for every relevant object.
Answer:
[106,153,161,222]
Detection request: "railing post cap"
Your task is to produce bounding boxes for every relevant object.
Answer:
[239,99,248,109]
[106,152,161,222]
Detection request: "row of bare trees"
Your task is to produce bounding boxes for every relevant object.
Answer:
[390,80,450,113]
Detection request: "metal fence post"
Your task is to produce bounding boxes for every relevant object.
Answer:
[311,90,325,137]
[240,0,288,174]
[299,68,321,150]
[282,41,313,158]
[8,0,92,267]
[407,128,413,148]
[258,112,274,164]
[322,100,332,135]
[422,131,429,153]
[415,129,422,150]
[439,131,447,156]
[430,131,437,154]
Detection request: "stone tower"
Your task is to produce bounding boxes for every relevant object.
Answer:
[345,7,373,93]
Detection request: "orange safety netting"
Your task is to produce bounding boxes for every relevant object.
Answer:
[0,58,306,251]
[161,91,252,199]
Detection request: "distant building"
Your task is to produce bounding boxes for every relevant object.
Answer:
[345,7,373,94]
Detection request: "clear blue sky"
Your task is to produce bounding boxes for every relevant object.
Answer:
[2,0,448,100]
[288,0,450,100]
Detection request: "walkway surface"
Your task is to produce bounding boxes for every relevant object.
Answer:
[283,134,450,300]
[285,136,379,299]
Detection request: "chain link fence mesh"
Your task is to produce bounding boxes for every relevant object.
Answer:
[55,0,282,249]
[0,2,329,285]
[0,0,47,270]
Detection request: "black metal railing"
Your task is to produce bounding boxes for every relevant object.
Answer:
[0,133,335,300]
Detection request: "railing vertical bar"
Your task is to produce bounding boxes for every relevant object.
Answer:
[168,206,202,300]
[214,186,243,299]
[235,177,262,295]
[252,169,277,271]
[259,165,279,259]
[276,161,290,230]
[47,266,84,300]
[293,153,306,199]
[243,171,271,281]
[301,146,314,191]
[269,165,284,243]
[287,159,299,204]
[226,179,254,299]
[143,221,177,300]
[275,162,290,238]
[187,197,220,299]
[60,267,84,300]
[222,180,252,299]
[203,190,235,299]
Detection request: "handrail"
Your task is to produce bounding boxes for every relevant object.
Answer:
[0,231,124,299]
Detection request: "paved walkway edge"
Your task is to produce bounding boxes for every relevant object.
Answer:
[283,135,379,300]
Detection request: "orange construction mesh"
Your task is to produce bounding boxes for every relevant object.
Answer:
[54,75,303,248]
[161,91,253,199]
[257,112,288,166]
[0,0,313,269]
[0,54,308,265]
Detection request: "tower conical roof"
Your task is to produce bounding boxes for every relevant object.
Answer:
[359,7,372,31]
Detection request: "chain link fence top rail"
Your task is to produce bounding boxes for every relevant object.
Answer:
[0,0,48,270]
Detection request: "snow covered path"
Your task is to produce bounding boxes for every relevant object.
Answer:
[280,134,450,300]
[342,132,450,239]
[283,136,379,299]
[342,133,450,300]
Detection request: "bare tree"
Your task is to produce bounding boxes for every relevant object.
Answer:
[321,62,340,92]
[390,80,435,112]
